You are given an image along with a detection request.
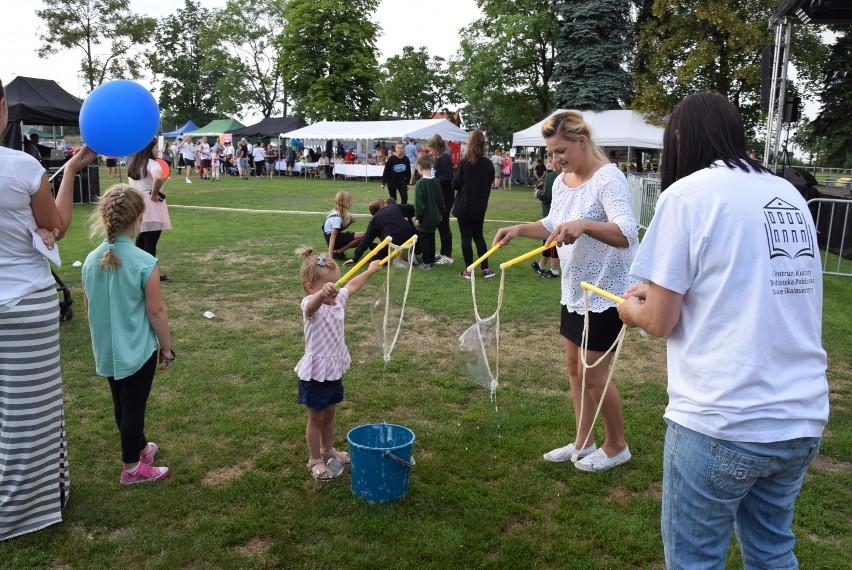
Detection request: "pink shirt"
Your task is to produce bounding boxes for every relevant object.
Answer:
[294,287,351,381]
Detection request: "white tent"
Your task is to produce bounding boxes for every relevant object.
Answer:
[280,119,468,143]
[512,110,664,149]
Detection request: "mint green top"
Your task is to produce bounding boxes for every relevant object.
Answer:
[82,236,159,379]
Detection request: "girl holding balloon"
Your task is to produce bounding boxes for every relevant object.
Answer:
[128,138,172,283]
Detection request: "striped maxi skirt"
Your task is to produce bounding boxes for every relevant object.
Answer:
[0,287,69,541]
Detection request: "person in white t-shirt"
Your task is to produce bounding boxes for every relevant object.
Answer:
[617,92,828,569]
[198,137,211,180]
[178,135,195,183]
[492,110,638,472]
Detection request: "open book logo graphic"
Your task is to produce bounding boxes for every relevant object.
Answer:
[763,198,815,259]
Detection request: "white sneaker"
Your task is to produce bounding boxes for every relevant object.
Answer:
[435,255,454,265]
[185,178,192,184]
[543,443,597,463]
[574,446,631,472]
[394,261,409,270]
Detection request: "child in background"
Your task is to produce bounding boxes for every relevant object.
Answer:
[532,155,561,278]
[293,248,383,481]
[81,185,174,485]
[323,191,364,261]
[412,154,444,269]
[210,145,220,182]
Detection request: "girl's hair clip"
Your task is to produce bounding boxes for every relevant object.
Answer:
[316,254,328,267]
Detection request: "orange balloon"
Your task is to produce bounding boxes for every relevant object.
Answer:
[156,158,170,180]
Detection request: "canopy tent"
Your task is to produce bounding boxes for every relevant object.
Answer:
[186,118,245,137]
[2,76,82,150]
[163,120,200,138]
[280,119,468,143]
[512,110,664,149]
[24,126,61,140]
[229,116,307,138]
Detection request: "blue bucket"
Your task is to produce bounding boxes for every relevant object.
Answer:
[346,423,416,503]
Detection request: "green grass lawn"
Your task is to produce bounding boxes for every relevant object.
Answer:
[2,171,850,569]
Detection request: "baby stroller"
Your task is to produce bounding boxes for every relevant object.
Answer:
[53,270,73,322]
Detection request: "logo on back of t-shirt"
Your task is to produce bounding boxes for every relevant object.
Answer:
[763,198,815,259]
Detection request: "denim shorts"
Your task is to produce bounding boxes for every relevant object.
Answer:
[662,419,820,569]
[298,379,344,410]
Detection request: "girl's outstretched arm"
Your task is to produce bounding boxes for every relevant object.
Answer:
[145,265,174,370]
[344,260,382,296]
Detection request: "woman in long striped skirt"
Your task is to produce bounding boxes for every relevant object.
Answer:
[0,77,95,541]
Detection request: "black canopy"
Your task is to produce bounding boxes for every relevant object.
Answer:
[3,77,82,149]
[228,116,307,138]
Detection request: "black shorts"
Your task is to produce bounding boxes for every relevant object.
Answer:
[560,306,623,353]
[105,158,116,167]
[325,231,356,248]
[202,159,212,168]
[298,379,344,410]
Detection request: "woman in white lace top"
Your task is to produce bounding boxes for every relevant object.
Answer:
[493,110,638,472]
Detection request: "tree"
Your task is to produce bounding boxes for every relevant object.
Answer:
[812,30,852,168]
[213,0,288,118]
[451,0,559,146]
[36,0,155,93]
[553,0,633,110]
[276,0,381,121]
[372,46,459,119]
[147,0,231,128]
[632,0,827,136]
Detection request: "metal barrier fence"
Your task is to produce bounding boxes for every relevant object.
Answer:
[808,198,852,278]
[627,174,661,230]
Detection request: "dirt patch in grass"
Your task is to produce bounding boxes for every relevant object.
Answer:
[108,527,132,540]
[811,454,851,474]
[234,536,273,557]
[202,459,254,487]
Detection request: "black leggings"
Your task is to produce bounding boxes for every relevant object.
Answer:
[388,184,408,204]
[457,217,489,269]
[136,230,162,257]
[108,352,157,463]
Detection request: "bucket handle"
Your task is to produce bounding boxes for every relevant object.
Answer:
[384,450,415,469]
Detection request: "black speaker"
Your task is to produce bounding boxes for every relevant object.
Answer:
[50,165,100,203]
[783,96,801,122]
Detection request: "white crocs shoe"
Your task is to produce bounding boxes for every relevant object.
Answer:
[574,446,631,472]
[543,442,597,463]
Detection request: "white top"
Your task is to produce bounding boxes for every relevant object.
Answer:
[322,212,344,235]
[179,140,195,160]
[225,144,235,157]
[294,287,351,381]
[630,162,828,442]
[252,147,266,161]
[541,163,638,313]
[0,147,52,309]
[200,143,211,160]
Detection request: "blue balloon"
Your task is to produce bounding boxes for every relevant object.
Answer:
[79,80,160,156]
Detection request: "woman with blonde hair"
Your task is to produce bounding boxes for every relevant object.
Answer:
[452,129,496,278]
[493,110,638,471]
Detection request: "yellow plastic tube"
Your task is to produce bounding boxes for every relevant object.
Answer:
[580,281,625,304]
[466,243,502,272]
[498,243,552,270]
[335,236,393,287]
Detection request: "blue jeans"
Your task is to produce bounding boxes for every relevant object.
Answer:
[662,420,820,570]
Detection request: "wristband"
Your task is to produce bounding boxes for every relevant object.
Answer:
[159,349,176,363]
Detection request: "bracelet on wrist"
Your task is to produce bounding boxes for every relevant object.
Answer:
[159,349,176,363]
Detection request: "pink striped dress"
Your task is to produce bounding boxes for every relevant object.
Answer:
[294,288,351,381]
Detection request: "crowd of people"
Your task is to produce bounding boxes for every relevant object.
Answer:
[1,71,830,569]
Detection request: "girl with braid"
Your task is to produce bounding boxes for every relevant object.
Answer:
[82,185,175,485]
[128,138,172,282]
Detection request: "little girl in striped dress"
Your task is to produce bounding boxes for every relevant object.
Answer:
[293,247,382,481]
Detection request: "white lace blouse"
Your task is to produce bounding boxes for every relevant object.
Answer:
[541,163,638,313]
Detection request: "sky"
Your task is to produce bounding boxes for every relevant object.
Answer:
[2,0,482,123]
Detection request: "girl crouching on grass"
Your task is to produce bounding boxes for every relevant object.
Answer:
[294,247,382,481]
[82,185,174,485]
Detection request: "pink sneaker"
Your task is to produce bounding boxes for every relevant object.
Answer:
[120,462,170,485]
[139,442,158,465]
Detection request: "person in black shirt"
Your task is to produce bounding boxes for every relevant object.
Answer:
[426,134,455,264]
[348,199,416,264]
[452,129,496,278]
[381,142,412,204]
